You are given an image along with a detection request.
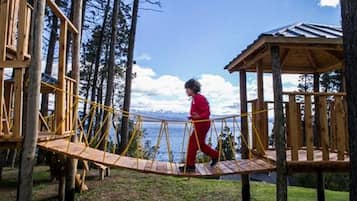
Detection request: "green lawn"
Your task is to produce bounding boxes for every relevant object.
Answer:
[0,166,349,201]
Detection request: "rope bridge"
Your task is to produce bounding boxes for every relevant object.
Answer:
[37,82,276,177]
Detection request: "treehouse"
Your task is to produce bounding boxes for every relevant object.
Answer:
[225,22,348,172]
[0,0,78,147]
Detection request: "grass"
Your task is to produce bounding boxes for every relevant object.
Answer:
[0,166,349,201]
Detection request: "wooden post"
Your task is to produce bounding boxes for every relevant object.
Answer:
[335,96,346,160]
[240,70,250,201]
[65,0,82,200]
[256,60,267,150]
[304,95,314,160]
[16,0,46,200]
[120,0,139,152]
[56,20,67,135]
[288,95,298,161]
[319,96,329,161]
[271,45,287,201]
[341,2,357,200]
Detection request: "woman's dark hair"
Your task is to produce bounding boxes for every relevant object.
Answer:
[185,79,201,93]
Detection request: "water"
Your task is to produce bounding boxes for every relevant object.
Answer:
[139,121,241,162]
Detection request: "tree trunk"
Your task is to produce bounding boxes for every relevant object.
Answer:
[101,0,120,148]
[271,45,287,201]
[65,0,82,200]
[317,172,325,201]
[120,0,139,152]
[313,73,325,201]
[341,1,357,201]
[89,0,111,130]
[16,0,46,200]
[239,70,250,201]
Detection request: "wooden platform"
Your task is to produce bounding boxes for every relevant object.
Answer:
[261,149,349,172]
[38,139,276,177]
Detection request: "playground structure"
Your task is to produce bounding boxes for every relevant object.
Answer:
[225,23,349,172]
[0,0,351,196]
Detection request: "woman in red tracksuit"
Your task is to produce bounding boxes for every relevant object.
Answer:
[179,79,219,172]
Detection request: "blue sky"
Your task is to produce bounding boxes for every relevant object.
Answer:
[130,0,341,115]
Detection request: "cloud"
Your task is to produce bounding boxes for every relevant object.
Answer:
[319,0,339,7]
[135,53,152,61]
[131,65,239,115]
[131,65,300,116]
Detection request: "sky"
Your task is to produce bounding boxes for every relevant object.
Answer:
[130,0,341,115]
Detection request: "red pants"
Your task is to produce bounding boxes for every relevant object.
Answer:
[186,122,219,166]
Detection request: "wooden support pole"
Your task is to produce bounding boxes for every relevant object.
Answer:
[14,0,26,137]
[335,96,346,160]
[256,60,267,150]
[56,20,67,135]
[271,45,287,201]
[240,70,250,201]
[65,0,82,200]
[288,95,299,161]
[304,95,314,160]
[16,0,46,200]
[341,2,357,200]
[288,95,298,161]
[319,96,329,161]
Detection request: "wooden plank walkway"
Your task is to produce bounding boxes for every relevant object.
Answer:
[38,139,276,177]
[261,149,349,172]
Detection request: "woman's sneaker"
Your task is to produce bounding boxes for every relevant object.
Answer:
[179,165,196,172]
[210,158,218,167]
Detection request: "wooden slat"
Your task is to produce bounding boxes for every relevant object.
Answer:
[285,103,291,147]
[0,70,4,135]
[13,69,24,137]
[296,103,303,147]
[24,5,31,55]
[17,0,27,59]
[251,100,257,150]
[288,95,299,161]
[319,96,329,161]
[304,95,313,160]
[0,0,10,62]
[56,21,67,135]
[330,101,337,151]
[335,96,346,160]
[45,0,78,34]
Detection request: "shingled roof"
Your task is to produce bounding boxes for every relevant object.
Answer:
[225,22,344,74]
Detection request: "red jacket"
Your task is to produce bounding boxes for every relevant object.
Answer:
[190,94,210,120]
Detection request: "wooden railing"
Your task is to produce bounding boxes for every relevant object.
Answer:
[283,92,348,161]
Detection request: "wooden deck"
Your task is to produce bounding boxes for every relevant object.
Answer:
[38,139,276,177]
[260,149,349,172]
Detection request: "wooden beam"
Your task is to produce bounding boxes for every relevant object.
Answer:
[256,60,267,150]
[0,60,30,67]
[0,0,9,61]
[56,21,67,135]
[319,96,329,161]
[288,95,299,161]
[46,0,78,34]
[271,45,287,201]
[305,49,319,69]
[316,61,343,73]
[280,49,290,67]
[335,96,346,160]
[304,95,314,160]
[282,91,346,96]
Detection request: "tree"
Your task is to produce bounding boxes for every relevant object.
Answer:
[120,0,139,152]
[17,0,46,200]
[341,1,357,200]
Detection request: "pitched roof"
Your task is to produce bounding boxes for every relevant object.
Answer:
[262,22,342,39]
[224,22,343,73]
